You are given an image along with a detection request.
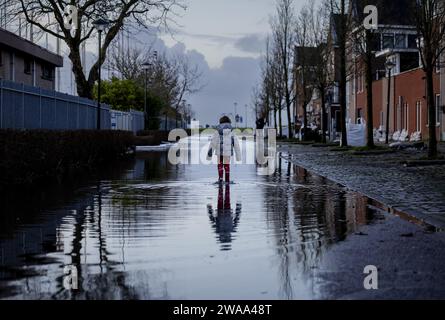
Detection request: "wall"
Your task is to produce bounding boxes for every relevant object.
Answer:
[0,49,56,91]
[349,67,442,140]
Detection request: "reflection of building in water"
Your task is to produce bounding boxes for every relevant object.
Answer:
[207,185,242,251]
[261,160,374,299]
[345,192,370,229]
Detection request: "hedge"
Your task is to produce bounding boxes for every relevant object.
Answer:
[0,130,135,189]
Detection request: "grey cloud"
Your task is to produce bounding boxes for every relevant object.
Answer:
[188,56,261,125]
[70,28,261,126]
[166,28,234,45]
[234,34,265,54]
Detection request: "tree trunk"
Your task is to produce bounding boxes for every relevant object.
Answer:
[339,0,348,147]
[286,97,293,138]
[274,108,278,130]
[69,47,92,99]
[279,108,283,138]
[365,31,375,148]
[321,88,327,144]
[303,105,308,141]
[426,68,438,158]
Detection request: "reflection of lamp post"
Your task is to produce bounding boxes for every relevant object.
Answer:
[385,59,396,144]
[92,18,109,130]
[142,62,151,130]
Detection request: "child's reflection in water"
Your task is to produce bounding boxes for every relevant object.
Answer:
[207,184,242,251]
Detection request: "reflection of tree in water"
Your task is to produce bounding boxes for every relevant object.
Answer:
[261,157,294,299]
[262,158,371,299]
[141,152,182,181]
[0,156,177,299]
[52,182,141,300]
[207,185,242,251]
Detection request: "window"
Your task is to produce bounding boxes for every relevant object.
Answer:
[416,101,422,132]
[396,97,406,131]
[41,64,53,80]
[24,59,32,74]
[356,73,364,93]
[357,108,363,123]
[436,94,441,125]
[383,34,394,49]
[395,34,406,49]
[408,35,417,49]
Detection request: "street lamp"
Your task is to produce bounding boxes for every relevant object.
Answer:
[385,59,396,144]
[141,61,151,130]
[92,17,110,130]
[245,104,248,128]
[234,102,238,128]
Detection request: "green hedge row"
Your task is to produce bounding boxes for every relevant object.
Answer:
[0,130,135,189]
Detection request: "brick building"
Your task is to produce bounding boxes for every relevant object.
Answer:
[0,27,63,90]
[346,0,443,141]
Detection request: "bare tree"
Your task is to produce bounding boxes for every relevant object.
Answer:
[270,46,286,136]
[270,0,296,138]
[349,0,378,148]
[110,47,201,127]
[329,0,352,147]
[413,0,445,158]
[10,0,185,99]
[171,55,203,126]
[110,47,145,81]
[294,2,317,140]
[253,35,285,136]
[308,0,332,143]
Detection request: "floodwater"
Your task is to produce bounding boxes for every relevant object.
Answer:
[0,137,377,300]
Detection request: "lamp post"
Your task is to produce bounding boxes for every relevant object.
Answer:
[245,104,248,128]
[92,18,109,130]
[234,102,238,128]
[385,59,396,144]
[142,61,151,130]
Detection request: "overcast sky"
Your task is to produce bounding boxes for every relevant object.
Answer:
[157,0,303,126]
[56,0,304,126]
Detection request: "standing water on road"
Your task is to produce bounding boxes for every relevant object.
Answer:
[0,137,376,300]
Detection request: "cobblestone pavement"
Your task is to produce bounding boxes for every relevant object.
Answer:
[278,142,445,229]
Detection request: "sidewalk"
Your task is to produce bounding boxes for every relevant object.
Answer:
[278,142,445,229]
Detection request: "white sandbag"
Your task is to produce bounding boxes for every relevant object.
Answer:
[392,130,401,141]
[346,119,367,147]
[399,129,409,142]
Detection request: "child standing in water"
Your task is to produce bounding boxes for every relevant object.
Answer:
[208,116,242,184]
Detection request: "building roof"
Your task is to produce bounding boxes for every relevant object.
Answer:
[351,0,416,26]
[0,27,63,67]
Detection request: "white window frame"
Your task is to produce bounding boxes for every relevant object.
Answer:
[416,101,422,132]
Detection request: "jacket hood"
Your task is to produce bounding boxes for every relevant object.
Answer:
[217,123,233,134]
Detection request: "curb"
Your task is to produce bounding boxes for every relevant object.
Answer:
[279,152,445,231]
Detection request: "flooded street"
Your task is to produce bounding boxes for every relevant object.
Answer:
[0,137,378,300]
